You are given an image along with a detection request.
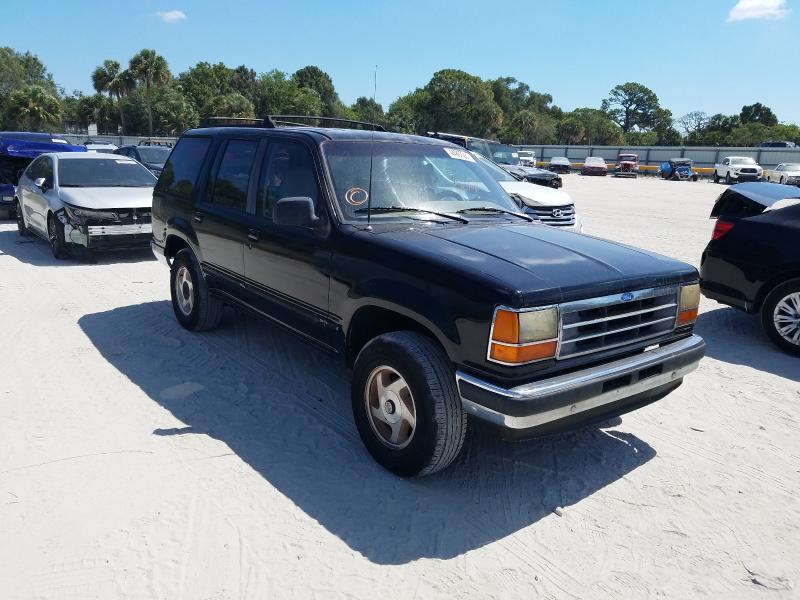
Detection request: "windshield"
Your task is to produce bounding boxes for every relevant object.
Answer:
[550,157,568,164]
[137,146,171,164]
[58,157,157,187]
[783,164,800,170]
[518,151,533,158]
[487,143,520,166]
[730,157,756,165]
[323,141,519,220]
[585,157,605,166]
[619,155,637,161]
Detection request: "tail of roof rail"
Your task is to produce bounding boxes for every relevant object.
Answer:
[268,115,386,132]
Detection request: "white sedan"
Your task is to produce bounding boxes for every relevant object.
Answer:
[16,152,156,258]
[765,163,800,186]
[474,153,584,232]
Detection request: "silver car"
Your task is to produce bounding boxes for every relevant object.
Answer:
[766,163,800,186]
[16,152,156,258]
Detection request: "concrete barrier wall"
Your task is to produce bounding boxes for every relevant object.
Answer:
[62,134,178,147]
[515,144,800,169]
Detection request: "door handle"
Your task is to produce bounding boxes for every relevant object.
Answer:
[193,212,204,223]
[247,229,261,244]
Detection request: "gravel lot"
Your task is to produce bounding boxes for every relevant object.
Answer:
[1,175,797,599]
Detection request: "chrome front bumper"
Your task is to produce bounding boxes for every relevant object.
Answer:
[456,335,705,433]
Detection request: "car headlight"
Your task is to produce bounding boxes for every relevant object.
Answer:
[677,283,700,326]
[63,204,119,223]
[488,306,558,364]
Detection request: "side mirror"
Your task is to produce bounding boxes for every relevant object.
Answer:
[34,177,48,192]
[273,196,319,228]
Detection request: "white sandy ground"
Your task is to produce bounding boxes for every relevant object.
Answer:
[0,175,798,600]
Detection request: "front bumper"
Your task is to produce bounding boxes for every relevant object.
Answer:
[63,217,152,250]
[456,335,705,437]
[732,172,762,181]
[0,195,15,216]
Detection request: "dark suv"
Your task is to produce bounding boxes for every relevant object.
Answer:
[151,119,706,477]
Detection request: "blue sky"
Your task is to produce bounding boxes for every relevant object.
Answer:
[4,0,799,123]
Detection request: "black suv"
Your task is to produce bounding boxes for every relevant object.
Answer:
[151,118,705,477]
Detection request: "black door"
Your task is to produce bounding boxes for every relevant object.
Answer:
[194,137,261,295]
[242,137,336,349]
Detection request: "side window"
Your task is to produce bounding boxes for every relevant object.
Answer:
[256,141,320,219]
[156,136,211,199]
[41,157,53,182]
[722,158,729,166]
[25,157,43,180]
[776,164,784,171]
[209,139,258,211]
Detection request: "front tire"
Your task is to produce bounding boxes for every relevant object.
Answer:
[725,173,732,184]
[780,177,785,184]
[16,200,28,237]
[351,331,467,477]
[170,248,224,331]
[47,213,65,259]
[713,171,719,183]
[761,279,800,356]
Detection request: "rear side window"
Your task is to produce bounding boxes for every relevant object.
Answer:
[209,139,259,211]
[710,190,766,219]
[156,137,211,198]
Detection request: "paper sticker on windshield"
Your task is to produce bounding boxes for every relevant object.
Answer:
[443,148,475,162]
[345,187,369,206]
[114,159,135,164]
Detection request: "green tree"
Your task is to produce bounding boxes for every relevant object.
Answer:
[419,69,501,136]
[6,85,62,130]
[91,60,134,134]
[386,90,429,134]
[740,103,778,126]
[251,70,324,117]
[292,66,340,116]
[208,92,254,118]
[557,115,586,145]
[128,49,172,135]
[350,96,384,125]
[567,108,624,145]
[601,82,661,133]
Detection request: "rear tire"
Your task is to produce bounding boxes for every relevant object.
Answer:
[780,177,785,184]
[351,331,467,477]
[47,213,65,259]
[725,173,731,184]
[170,248,223,331]
[760,279,800,356]
[16,200,28,237]
[713,171,719,183]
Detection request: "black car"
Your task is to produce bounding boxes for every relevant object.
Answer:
[152,117,705,476]
[114,144,172,176]
[426,132,562,188]
[700,182,800,355]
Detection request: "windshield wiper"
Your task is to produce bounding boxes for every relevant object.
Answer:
[355,206,469,224]
[456,207,535,222]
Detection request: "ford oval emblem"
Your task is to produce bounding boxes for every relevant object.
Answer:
[621,292,634,302]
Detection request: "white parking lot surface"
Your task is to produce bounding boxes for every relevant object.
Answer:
[1,176,797,599]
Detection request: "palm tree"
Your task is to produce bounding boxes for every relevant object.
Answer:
[92,60,135,134]
[7,85,62,131]
[128,49,171,135]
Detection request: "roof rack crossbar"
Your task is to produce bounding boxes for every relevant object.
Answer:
[200,116,276,128]
[268,115,386,132]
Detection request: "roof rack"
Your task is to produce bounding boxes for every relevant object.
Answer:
[269,115,386,132]
[200,116,275,128]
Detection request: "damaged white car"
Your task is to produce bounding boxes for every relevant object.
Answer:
[474,152,584,232]
[16,152,156,258]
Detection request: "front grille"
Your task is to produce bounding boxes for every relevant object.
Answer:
[739,168,757,174]
[558,286,678,359]
[525,204,576,227]
[83,207,152,227]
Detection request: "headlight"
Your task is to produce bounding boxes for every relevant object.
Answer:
[677,283,700,326]
[64,204,119,222]
[488,306,558,365]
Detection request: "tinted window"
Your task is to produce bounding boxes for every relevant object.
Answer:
[25,157,45,180]
[210,139,258,210]
[58,157,156,187]
[156,137,211,199]
[137,146,171,164]
[256,141,319,218]
[710,190,766,218]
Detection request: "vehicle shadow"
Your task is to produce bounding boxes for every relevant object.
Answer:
[79,300,657,565]
[694,306,799,382]
[0,227,154,267]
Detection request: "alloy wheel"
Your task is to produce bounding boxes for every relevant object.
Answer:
[364,365,417,449]
[174,265,195,316]
[773,292,800,346]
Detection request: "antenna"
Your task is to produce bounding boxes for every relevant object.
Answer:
[366,64,378,230]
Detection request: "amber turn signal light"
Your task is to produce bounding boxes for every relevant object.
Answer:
[489,340,558,364]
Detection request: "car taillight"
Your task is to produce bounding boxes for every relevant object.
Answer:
[711,220,734,240]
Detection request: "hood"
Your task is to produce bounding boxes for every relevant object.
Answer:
[145,162,165,171]
[498,180,573,207]
[58,186,154,210]
[375,223,695,306]
[503,165,556,179]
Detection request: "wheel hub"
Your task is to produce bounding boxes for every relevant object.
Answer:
[774,292,800,345]
[365,365,417,449]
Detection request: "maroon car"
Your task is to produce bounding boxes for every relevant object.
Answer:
[581,156,608,176]
[615,153,639,178]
